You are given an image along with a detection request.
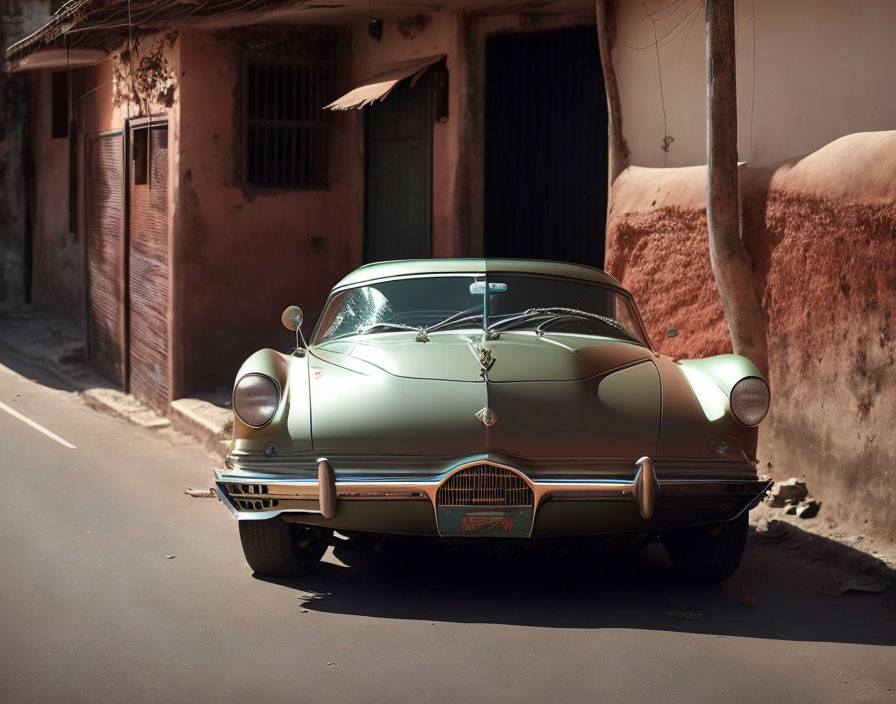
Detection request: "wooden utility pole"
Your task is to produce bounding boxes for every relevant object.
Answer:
[706,0,767,372]
[597,0,629,186]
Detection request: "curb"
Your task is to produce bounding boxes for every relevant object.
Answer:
[82,388,171,430]
[170,398,232,458]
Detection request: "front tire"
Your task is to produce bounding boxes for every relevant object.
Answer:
[663,512,748,583]
[238,518,332,577]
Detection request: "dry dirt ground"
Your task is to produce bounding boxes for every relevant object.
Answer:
[752,502,896,574]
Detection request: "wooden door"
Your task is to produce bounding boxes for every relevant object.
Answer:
[86,132,126,388]
[484,25,608,267]
[364,72,433,262]
[128,123,170,412]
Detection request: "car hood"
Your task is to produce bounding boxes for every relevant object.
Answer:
[312,331,651,382]
[307,333,661,458]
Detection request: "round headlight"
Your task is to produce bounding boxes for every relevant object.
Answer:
[233,373,281,427]
[729,377,770,426]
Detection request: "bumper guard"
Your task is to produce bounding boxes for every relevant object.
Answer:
[215,456,771,525]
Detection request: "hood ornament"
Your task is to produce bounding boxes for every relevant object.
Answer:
[478,347,495,372]
[475,407,498,427]
[468,339,496,380]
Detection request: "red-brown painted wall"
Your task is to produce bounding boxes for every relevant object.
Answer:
[606,131,896,541]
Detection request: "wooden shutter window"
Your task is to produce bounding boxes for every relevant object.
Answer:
[86,133,126,388]
[128,125,170,412]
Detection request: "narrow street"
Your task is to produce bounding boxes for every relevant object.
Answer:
[0,349,893,704]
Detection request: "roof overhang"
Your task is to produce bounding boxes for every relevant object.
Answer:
[6,1,596,66]
[8,47,109,73]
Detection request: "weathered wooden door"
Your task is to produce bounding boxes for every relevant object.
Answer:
[128,123,170,412]
[484,25,608,267]
[86,132,126,388]
[364,72,433,262]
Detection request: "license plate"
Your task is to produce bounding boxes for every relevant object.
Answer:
[437,507,533,538]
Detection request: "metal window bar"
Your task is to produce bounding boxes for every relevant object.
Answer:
[243,61,334,189]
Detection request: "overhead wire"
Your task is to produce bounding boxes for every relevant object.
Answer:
[625,0,705,50]
[646,5,670,166]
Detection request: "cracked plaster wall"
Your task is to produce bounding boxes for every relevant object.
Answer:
[606,131,896,541]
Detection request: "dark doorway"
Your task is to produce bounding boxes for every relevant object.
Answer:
[484,25,608,268]
[365,72,433,262]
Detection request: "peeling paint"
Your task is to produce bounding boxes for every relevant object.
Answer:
[112,32,179,113]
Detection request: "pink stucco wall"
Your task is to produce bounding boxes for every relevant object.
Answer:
[30,70,82,318]
[172,13,484,394]
[173,27,360,395]
[31,58,119,318]
[30,36,177,317]
[29,10,596,398]
[344,10,472,258]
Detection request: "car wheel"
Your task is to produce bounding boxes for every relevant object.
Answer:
[238,518,332,577]
[663,512,748,583]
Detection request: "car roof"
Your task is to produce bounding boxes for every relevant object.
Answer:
[332,259,624,290]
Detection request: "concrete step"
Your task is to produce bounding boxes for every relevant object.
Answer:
[169,397,233,458]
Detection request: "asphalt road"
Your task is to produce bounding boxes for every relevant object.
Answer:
[1,349,894,704]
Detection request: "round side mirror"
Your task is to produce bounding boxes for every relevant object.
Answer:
[281,306,303,331]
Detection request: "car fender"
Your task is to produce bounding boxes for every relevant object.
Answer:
[231,348,312,455]
[654,354,763,461]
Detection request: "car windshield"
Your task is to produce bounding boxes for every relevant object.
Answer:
[312,274,649,347]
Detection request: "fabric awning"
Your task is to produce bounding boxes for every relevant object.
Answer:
[324,54,445,111]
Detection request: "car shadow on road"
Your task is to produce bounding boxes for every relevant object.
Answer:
[255,526,895,646]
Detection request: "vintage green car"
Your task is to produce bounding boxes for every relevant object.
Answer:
[214,259,771,582]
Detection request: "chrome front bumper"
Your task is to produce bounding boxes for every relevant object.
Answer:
[214,456,771,533]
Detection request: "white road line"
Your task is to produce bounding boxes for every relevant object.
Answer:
[0,399,77,449]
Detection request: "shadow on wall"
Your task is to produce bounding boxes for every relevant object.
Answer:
[605,131,896,543]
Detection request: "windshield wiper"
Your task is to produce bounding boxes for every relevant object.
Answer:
[357,308,486,343]
[486,309,551,333]
[419,304,484,332]
[535,311,634,338]
[488,307,634,338]
[426,313,484,333]
[357,318,480,344]
[357,322,421,335]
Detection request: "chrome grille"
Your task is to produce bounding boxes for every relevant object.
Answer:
[436,464,534,507]
[223,483,280,512]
